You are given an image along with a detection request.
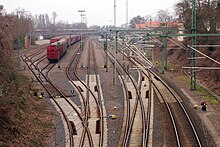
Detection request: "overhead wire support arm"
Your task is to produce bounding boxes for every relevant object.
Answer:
[109,28,179,33]
[110,26,220,90]
[109,29,220,37]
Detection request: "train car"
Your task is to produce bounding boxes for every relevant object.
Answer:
[47,38,68,62]
[70,35,81,45]
[47,35,81,62]
[50,36,62,44]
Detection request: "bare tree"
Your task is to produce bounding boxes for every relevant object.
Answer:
[175,0,220,34]
[157,9,175,26]
[129,15,146,28]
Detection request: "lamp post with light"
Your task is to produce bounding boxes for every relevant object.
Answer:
[78,10,85,51]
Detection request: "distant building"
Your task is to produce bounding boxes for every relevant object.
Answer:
[136,21,179,29]
[177,23,184,41]
[38,35,44,40]
[136,21,184,41]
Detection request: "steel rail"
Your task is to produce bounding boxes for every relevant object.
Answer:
[95,39,131,147]
[21,55,74,147]
[90,39,104,147]
[97,39,150,146]
[106,45,148,147]
[28,45,48,60]
[69,39,94,147]
[123,43,202,146]
[120,50,181,146]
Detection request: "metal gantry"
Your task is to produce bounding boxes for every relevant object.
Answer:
[108,0,220,91]
[110,28,220,90]
[191,0,197,91]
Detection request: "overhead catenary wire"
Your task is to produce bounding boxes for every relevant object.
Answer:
[167,37,189,50]
[188,45,220,65]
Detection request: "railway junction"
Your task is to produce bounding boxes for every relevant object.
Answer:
[1,0,220,146]
[19,30,220,146]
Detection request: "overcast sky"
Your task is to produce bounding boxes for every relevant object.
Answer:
[1,0,179,26]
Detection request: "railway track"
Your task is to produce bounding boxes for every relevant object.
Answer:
[151,72,201,146]
[22,44,48,62]
[98,39,152,147]
[96,36,202,146]
[67,38,94,147]
[120,40,202,146]
[66,37,107,146]
[21,44,89,147]
[22,39,106,147]
[20,36,205,146]
[84,38,105,146]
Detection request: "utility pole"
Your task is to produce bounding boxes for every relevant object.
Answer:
[150,18,154,64]
[113,31,118,98]
[113,31,118,86]
[161,35,166,75]
[191,0,196,91]
[164,35,168,70]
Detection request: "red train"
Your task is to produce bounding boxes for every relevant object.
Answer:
[47,35,81,62]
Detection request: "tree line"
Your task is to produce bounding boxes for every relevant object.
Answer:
[129,0,220,35]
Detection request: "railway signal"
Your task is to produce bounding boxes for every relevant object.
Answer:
[80,43,83,51]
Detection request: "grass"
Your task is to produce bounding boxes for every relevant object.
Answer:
[167,63,174,71]
[178,75,219,105]
[178,75,190,85]
[196,84,219,105]
[154,60,174,72]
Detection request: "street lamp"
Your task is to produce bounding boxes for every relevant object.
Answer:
[78,10,85,51]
